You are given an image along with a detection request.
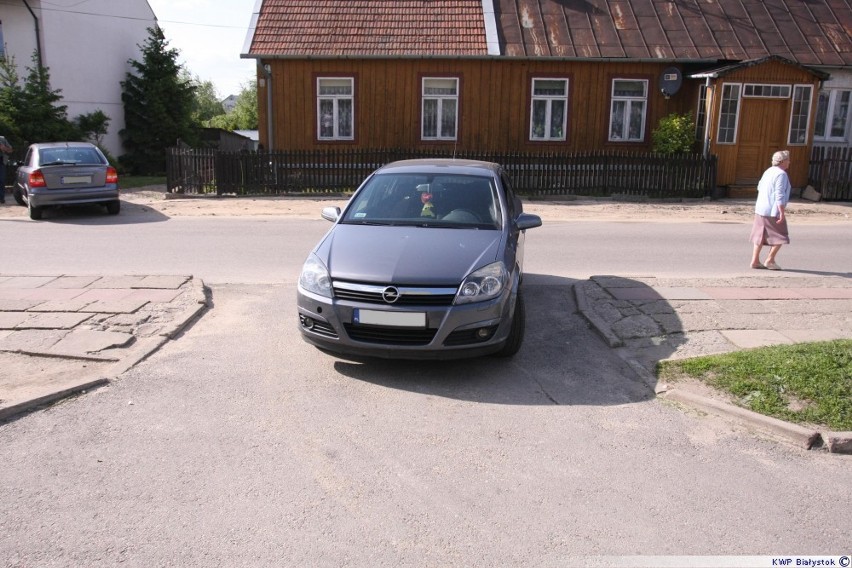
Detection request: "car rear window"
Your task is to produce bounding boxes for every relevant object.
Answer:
[39,147,105,165]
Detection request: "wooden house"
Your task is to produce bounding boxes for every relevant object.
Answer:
[241,0,852,190]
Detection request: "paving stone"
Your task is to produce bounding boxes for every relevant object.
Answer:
[0,276,58,289]
[136,275,191,289]
[27,299,95,312]
[48,329,134,355]
[779,329,849,343]
[721,330,793,349]
[0,312,30,329]
[15,312,93,330]
[87,275,147,288]
[611,314,661,339]
[126,289,182,304]
[80,299,149,314]
[0,329,68,351]
[701,287,807,300]
[73,288,136,302]
[0,298,44,311]
[609,287,665,301]
[42,276,102,289]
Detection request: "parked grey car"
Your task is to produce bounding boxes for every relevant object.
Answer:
[13,142,120,220]
[297,159,542,360]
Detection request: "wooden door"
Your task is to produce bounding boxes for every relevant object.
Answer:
[734,99,787,184]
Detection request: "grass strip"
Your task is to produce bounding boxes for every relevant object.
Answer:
[657,339,852,430]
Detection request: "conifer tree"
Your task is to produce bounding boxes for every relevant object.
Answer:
[120,27,196,174]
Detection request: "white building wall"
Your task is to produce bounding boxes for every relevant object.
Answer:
[0,0,155,157]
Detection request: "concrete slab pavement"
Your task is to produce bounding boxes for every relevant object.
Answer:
[575,274,852,453]
[0,274,208,420]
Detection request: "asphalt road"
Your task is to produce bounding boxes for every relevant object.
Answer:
[1,206,850,564]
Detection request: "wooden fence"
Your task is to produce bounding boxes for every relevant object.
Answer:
[166,147,717,199]
[809,146,852,200]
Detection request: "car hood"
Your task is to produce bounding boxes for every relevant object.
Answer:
[316,224,504,285]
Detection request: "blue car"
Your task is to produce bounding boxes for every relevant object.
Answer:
[297,159,542,360]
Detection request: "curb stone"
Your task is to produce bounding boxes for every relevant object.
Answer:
[572,280,852,455]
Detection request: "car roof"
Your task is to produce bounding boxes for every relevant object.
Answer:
[30,142,97,150]
[377,159,503,177]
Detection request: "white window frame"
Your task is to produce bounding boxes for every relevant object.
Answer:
[316,77,354,141]
[787,84,813,146]
[743,84,791,98]
[529,78,569,141]
[421,77,459,141]
[814,89,851,142]
[717,83,742,145]
[608,79,648,142]
[695,84,709,141]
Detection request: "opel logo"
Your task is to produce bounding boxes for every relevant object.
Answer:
[382,286,401,304]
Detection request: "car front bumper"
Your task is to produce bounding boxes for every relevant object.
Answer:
[296,286,517,360]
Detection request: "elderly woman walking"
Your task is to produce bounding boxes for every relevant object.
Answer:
[750,150,792,270]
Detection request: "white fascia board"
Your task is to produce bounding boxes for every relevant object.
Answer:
[481,0,501,56]
[242,0,263,56]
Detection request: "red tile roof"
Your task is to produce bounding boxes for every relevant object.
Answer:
[248,0,489,57]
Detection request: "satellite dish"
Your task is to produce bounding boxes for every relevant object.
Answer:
[659,67,683,99]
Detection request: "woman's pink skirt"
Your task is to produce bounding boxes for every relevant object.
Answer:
[750,215,790,245]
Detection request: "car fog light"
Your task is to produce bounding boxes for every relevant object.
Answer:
[300,315,315,330]
[476,328,492,339]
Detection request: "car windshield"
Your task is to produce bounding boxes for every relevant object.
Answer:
[38,147,105,166]
[341,173,502,229]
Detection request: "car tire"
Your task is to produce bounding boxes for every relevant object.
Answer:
[105,200,120,215]
[12,187,25,206]
[495,291,525,358]
[27,198,43,220]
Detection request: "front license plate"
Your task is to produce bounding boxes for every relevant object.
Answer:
[354,309,426,328]
[62,175,92,184]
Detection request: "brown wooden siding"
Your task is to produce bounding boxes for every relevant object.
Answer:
[258,58,699,155]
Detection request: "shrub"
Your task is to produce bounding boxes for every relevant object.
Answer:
[652,112,696,154]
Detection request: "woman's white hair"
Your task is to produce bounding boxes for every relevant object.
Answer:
[772,150,790,166]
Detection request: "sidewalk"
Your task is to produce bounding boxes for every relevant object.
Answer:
[0,274,207,420]
[575,274,852,453]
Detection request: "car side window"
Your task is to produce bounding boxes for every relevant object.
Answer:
[500,172,519,219]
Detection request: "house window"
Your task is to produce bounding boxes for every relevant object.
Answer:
[609,79,647,141]
[695,85,708,141]
[717,83,741,144]
[743,84,791,98]
[422,78,458,140]
[788,84,813,145]
[0,22,5,58]
[530,78,568,141]
[815,89,851,141]
[317,77,354,140]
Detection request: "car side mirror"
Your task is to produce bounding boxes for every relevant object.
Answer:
[515,212,542,230]
[321,206,341,222]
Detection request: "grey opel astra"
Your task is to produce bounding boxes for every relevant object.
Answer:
[297,159,542,360]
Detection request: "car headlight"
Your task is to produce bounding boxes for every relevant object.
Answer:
[455,261,507,305]
[299,254,332,298]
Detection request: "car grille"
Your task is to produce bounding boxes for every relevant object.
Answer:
[333,281,456,307]
[344,324,437,345]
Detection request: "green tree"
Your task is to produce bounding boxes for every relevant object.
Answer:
[187,73,225,124]
[120,26,197,174]
[206,80,257,130]
[0,53,80,145]
[652,112,696,154]
[76,110,111,147]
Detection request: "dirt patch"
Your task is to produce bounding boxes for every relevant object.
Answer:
[3,184,851,224]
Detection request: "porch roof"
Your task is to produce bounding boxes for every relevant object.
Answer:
[688,56,831,81]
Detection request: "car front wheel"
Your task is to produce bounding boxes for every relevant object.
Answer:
[495,292,525,357]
